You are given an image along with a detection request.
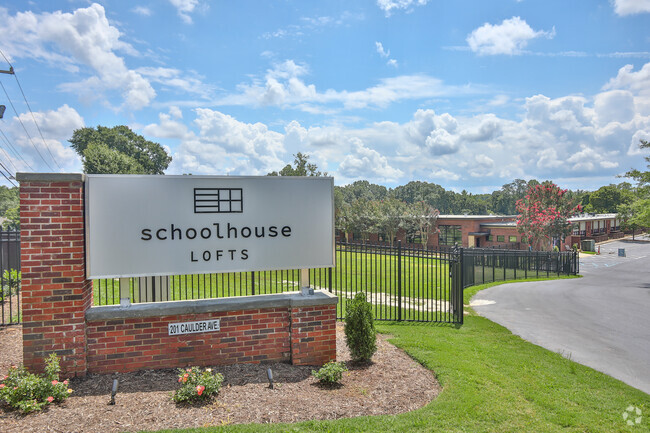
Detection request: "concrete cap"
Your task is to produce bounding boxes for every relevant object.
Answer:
[16,173,85,182]
[86,290,338,321]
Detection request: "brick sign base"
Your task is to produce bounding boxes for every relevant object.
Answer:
[85,295,337,374]
[18,173,337,376]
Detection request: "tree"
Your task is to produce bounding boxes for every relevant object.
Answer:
[69,125,172,174]
[2,206,19,230]
[267,152,325,176]
[586,184,634,213]
[516,182,581,250]
[621,140,650,235]
[623,139,650,189]
[404,201,439,247]
[375,197,407,247]
[348,199,379,241]
[0,186,19,216]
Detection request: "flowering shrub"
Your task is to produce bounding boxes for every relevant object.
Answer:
[0,354,72,413]
[516,182,581,250]
[172,366,223,404]
[312,361,347,385]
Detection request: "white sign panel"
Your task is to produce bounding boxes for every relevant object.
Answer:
[168,319,221,336]
[85,175,334,278]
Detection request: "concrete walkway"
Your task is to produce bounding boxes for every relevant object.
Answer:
[471,236,650,395]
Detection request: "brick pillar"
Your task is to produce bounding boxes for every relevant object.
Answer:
[17,173,91,376]
[290,304,337,365]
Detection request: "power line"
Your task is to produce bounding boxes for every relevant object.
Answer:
[0,49,62,170]
[0,137,19,173]
[0,164,16,187]
[0,121,34,171]
[0,80,54,171]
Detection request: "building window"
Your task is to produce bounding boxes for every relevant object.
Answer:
[497,235,505,242]
[509,235,517,243]
[487,235,494,242]
[438,225,462,246]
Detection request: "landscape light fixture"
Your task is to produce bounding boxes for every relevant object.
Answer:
[109,378,119,405]
[267,367,274,389]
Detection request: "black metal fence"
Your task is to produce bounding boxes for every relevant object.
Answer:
[0,230,21,327]
[1,237,579,327]
[461,247,579,288]
[94,241,464,324]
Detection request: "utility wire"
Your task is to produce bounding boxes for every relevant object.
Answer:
[0,122,35,171]
[0,164,16,187]
[0,131,19,173]
[0,158,15,179]
[0,49,61,171]
[0,80,54,171]
[1,52,62,169]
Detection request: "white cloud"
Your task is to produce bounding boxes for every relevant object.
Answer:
[611,0,650,16]
[376,41,390,58]
[339,138,403,181]
[168,109,285,176]
[594,90,636,125]
[7,105,83,172]
[143,107,188,139]
[431,169,460,181]
[467,16,555,55]
[425,129,459,155]
[0,4,155,110]
[169,0,201,24]
[462,115,503,142]
[262,11,364,39]
[132,6,152,16]
[219,60,481,111]
[377,0,429,17]
[170,61,650,190]
[376,41,399,67]
[136,67,215,98]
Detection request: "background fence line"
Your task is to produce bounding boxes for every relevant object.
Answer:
[1,234,578,327]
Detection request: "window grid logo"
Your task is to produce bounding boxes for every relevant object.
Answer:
[622,406,642,426]
[193,188,243,214]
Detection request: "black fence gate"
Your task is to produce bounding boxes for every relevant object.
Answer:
[0,230,21,327]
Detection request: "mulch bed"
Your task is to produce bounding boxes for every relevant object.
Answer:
[0,323,440,432]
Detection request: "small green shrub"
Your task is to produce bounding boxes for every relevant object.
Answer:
[312,361,347,385]
[172,366,224,404]
[0,354,73,413]
[344,292,377,362]
[0,269,20,302]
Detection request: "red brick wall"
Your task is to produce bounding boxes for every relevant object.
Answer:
[290,304,337,365]
[86,308,292,373]
[18,175,91,376]
[85,303,336,373]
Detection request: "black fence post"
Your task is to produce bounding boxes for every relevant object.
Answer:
[251,271,255,295]
[328,266,332,293]
[397,240,402,322]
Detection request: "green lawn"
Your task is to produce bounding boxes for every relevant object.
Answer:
[94,250,575,307]
[142,277,648,433]
[93,250,454,306]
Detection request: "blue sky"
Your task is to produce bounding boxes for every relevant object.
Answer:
[0,0,649,192]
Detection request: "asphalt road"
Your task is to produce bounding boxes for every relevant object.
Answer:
[471,236,650,395]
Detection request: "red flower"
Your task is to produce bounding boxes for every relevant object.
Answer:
[196,385,205,396]
[0,384,5,389]
[47,396,54,403]
[52,380,58,385]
